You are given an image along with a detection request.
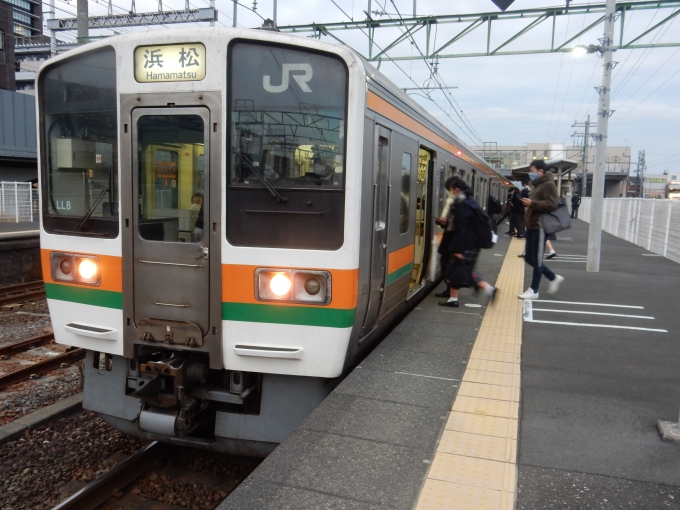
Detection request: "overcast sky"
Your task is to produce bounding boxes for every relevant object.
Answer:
[59,0,680,174]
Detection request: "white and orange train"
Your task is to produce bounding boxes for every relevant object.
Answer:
[37,27,510,455]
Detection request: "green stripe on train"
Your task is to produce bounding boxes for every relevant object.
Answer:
[45,283,123,309]
[222,302,356,328]
[386,262,413,286]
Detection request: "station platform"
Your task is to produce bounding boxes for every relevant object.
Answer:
[219,221,680,510]
[0,221,39,239]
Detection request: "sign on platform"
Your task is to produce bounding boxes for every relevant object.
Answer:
[134,43,206,83]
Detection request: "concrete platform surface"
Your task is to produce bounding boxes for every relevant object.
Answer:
[217,220,680,509]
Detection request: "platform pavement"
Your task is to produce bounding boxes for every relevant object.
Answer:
[219,221,680,509]
[0,221,39,238]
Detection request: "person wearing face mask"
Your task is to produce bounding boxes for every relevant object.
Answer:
[517,160,564,299]
[438,177,498,307]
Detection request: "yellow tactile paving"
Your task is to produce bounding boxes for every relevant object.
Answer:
[469,349,520,364]
[445,412,518,440]
[428,452,517,489]
[461,369,518,388]
[458,381,520,402]
[451,395,519,420]
[416,238,525,510]
[416,479,514,510]
[466,359,516,375]
[437,429,517,463]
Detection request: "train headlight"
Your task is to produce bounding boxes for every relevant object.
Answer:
[50,253,100,286]
[256,269,331,304]
[77,258,98,282]
[270,273,292,296]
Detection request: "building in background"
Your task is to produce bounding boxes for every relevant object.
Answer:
[473,142,631,197]
[5,0,45,41]
[0,87,37,181]
[0,0,16,91]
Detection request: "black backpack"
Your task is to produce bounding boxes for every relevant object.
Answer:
[470,201,495,249]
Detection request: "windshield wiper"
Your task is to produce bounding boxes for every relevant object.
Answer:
[76,188,109,231]
[239,154,288,203]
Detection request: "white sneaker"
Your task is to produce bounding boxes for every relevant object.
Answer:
[547,275,564,295]
[518,288,539,300]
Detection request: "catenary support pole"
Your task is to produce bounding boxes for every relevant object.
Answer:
[583,114,590,195]
[233,0,237,27]
[77,0,88,42]
[49,0,57,56]
[273,0,277,25]
[587,0,616,273]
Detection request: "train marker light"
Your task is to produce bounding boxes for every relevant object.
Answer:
[270,273,292,296]
[304,278,321,295]
[59,258,73,275]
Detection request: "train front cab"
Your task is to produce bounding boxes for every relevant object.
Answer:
[37,31,370,456]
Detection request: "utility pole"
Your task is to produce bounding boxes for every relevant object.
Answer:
[586,0,616,273]
[571,115,595,196]
[636,149,646,198]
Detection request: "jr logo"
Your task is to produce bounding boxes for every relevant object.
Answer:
[263,64,313,93]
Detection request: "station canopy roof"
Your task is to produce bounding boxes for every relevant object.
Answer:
[511,158,579,181]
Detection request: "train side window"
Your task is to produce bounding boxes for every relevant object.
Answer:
[400,153,411,234]
[449,166,456,177]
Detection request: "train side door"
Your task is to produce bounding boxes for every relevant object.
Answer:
[361,126,390,336]
[131,108,211,334]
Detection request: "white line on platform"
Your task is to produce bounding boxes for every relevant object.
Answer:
[534,300,644,309]
[532,308,655,319]
[441,310,481,316]
[525,319,667,333]
[544,260,586,263]
[642,254,661,257]
[494,254,504,256]
[395,372,460,381]
[545,254,587,258]
[0,230,39,236]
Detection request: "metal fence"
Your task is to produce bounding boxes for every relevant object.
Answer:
[580,197,680,265]
[0,182,37,223]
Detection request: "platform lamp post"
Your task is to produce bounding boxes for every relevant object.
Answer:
[572,0,616,273]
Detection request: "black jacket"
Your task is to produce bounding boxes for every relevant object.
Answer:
[571,194,581,207]
[448,198,480,256]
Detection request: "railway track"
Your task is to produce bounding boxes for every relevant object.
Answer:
[52,441,259,510]
[0,332,84,390]
[0,280,46,307]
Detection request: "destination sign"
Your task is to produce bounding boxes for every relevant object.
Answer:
[134,43,206,83]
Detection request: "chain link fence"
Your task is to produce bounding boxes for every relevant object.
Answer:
[580,197,680,265]
[0,182,38,223]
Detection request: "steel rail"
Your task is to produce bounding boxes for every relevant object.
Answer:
[0,332,55,358]
[0,281,46,306]
[51,441,177,510]
[0,348,85,390]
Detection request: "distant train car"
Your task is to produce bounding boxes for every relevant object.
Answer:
[37,27,510,455]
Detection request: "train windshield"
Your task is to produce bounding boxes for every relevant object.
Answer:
[39,48,118,238]
[228,42,348,190]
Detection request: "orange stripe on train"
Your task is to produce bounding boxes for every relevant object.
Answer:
[388,244,415,275]
[367,92,493,177]
[222,265,359,310]
[40,249,123,293]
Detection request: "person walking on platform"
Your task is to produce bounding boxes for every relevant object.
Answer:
[439,177,497,308]
[434,178,459,297]
[497,187,518,235]
[517,161,564,300]
[571,192,581,219]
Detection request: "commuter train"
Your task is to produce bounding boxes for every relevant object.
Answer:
[38,27,510,455]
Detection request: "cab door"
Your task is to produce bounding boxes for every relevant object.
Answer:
[131,108,210,333]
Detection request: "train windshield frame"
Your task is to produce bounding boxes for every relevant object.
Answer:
[39,47,119,238]
[226,41,349,250]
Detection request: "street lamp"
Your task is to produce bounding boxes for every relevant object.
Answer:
[572,44,601,57]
